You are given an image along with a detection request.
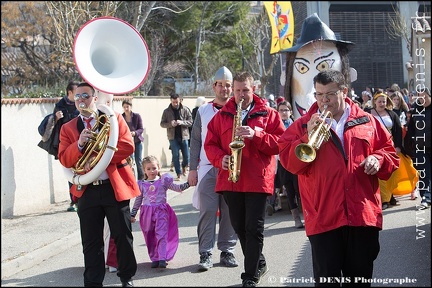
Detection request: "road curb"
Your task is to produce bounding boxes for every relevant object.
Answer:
[1,185,189,280]
[1,230,81,280]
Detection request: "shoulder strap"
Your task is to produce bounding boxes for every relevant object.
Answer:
[374,109,389,131]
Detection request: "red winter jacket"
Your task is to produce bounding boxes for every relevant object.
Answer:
[59,111,140,201]
[278,98,399,236]
[204,94,285,194]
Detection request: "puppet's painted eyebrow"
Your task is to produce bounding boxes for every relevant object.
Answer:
[294,57,310,64]
[314,51,334,63]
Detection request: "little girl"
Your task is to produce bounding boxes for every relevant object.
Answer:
[131,155,190,268]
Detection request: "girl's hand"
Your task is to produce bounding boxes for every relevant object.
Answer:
[188,170,198,186]
[131,217,136,223]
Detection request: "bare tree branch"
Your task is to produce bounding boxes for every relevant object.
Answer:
[385,4,411,54]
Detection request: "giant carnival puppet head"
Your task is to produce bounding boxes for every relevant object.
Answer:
[282,13,356,119]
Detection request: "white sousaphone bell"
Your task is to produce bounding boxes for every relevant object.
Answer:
[73,16,150,95]
[64,17,150,187]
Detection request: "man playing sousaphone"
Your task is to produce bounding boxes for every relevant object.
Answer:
[58,82,140,287]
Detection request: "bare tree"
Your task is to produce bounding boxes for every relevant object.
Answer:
[44,1,194,96]
[189,2,245,93]
[386,3,411,54]
[1,1,248,97]
[165,2,250,95]
[1,2,67,95]
[235,7,280,97]
[192,2,211,92]
[45,2,121,61]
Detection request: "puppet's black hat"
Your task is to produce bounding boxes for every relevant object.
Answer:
[281,13,354,52]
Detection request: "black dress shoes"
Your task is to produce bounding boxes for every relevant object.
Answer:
[389,195,399,206]
[121,280,134,287]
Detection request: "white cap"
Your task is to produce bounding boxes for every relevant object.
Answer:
[195,96,206,107]
[214,66,233,83]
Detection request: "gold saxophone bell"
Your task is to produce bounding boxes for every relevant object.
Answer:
[228,99,245,183]
[73,103,113,174]
[295,106,332,162]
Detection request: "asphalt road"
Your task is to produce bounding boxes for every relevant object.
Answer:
[1,186,430,287]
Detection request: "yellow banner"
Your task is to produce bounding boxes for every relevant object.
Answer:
[264,1,294,54]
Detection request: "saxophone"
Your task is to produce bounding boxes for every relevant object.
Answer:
[228,98,245,183]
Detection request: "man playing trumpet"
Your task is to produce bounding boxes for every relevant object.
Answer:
[278,70,399,287]
[58,82,139,287]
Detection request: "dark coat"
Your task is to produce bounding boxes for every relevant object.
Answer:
[38,96,79,159]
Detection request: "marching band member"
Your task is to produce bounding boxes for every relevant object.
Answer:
[278,70,399,287]
[58,82,139,287]
[204,72,285,287]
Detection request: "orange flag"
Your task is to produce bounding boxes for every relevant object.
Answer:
[264,1,295,54]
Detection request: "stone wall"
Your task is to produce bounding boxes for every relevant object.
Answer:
[1,96,198,218]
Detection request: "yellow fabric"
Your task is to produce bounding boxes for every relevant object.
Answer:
[379,179,393,203]
[388,152,419,196]
[379,153,418,201]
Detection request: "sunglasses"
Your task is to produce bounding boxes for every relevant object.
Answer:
[74,93,93,101]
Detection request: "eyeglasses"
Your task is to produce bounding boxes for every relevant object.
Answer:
[314,90,340,100]
[279,109,291,112]
[74,93,93,101]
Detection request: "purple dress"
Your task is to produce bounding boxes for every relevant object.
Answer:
[131,174,189,262]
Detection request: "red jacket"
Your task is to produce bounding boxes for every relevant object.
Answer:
[278,98,399,236]
[58,111,140,201]
[204,94,285,194]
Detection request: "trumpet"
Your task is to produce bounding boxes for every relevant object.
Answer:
[228,98,245,182]
[295,105,332,162]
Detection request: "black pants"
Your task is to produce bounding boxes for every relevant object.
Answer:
[68,182,77,205]
[277,160,301,210]
[309,226,380,287]
[223,191,267,282]
[77,183,137,286]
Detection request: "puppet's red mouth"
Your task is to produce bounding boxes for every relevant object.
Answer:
[295,102,307,116]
